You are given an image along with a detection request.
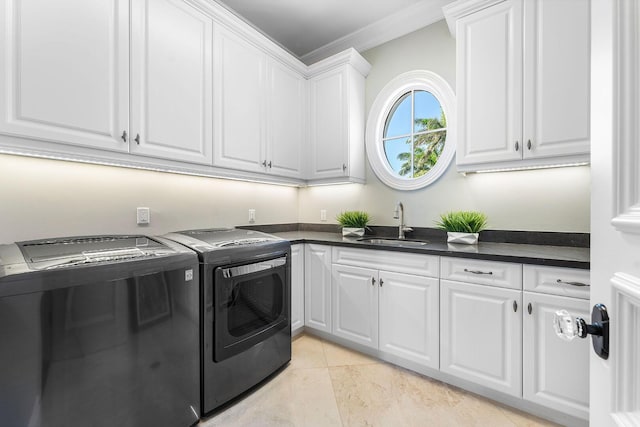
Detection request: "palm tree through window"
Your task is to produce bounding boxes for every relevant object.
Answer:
[382,90,447,178]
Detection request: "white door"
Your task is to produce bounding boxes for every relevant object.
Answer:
[0,0,129,152]
[455,0,523,166]
[523,292,590,419]
[304,244,332,333]
[522,0,590,160]
[331,264,378,349]
[266,58,305,178]
[130,0,213,165]
[590,0,640,425]
[308,68,347,179]
[290,244,304,333]
[379,271,439,369]
[440,279,522,397]
[213,26,265,172]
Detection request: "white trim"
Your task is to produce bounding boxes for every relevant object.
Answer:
[611,273,640,425]
[442,0,507,37]
[301,0,451,65]
[611,0,640,234]
[306,48,371,79]
[365,70,456,191]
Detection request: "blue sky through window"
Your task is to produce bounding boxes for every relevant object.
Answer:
[383,90,445,176]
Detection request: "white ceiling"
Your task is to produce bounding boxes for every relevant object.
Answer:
[214,0,454,64]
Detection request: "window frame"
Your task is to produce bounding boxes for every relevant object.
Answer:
[366,70,456,190]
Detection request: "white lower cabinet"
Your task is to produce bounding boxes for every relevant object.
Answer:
[331,264,378,349]
[379,271,439,369]
[523,291,590,420]
[330,247,440,368]
[301,246,589,422]
[304,244,332,332]
[440,279,523,397]
[290,244,304,334]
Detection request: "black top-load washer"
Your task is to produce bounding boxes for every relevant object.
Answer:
[0,235,200,427]
[163,228,291,416]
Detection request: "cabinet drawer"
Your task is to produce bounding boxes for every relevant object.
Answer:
[332,247,438,278]
[523,265,590,299]
[440,257,522,290]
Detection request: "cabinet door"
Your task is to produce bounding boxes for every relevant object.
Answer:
[456,0,523,166]
[130,0,213,165]
[523,292,590,419]
[522,0,590,160]
[308,68,348,179]
[266,59,305,178]
[379,271,439,369]
[0,0,129,152]
[290,244,304,333]
[213,26,265,172]
[440,279,522,397]
[304,244,331,332]
[331,264,378,349]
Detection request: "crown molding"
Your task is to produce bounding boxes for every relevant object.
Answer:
[300,0,453,65]
[442,0,506,37]
[306,48,372,79]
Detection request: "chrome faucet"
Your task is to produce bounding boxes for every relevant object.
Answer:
[393,202,413,239]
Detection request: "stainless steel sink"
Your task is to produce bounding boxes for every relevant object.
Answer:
[357,238,429,247]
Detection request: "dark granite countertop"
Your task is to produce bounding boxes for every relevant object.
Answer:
[271,231,590,269]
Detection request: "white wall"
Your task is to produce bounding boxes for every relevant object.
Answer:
[0,154,298,244]
[298,20,591,232]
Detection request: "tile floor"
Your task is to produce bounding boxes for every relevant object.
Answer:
[200,334,559,427]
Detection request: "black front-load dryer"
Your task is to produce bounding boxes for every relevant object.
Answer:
[0,235,201,427]
[164,228,291,416]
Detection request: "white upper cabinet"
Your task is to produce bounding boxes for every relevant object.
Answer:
[213,26,266,173]
[213,26,305,178]
[445,0,590,172]
[0,0,213,164]
[454,0,523,166]
[307,49,371,184]
[130,0,213,165]
[522,0,590,160]
[0,0,129,152]
[266,58,305,178]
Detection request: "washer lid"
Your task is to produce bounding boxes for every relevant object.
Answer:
[171,228,282,250]
[17,235,176,270]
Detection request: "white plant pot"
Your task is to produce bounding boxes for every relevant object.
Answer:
[342,227,365,237]
[447,232,479,244]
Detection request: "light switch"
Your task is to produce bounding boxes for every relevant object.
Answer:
[137,207,150,225]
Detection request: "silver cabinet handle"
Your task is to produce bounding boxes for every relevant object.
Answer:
[268,161,272,168]
[134,133,140,145]
[379,278,383,287]
[527,139,532,150]
[513,300,518,312]
[342,163,347,172]
[556,279,589,287]
[121,130,127,142]
[262,160,267,167]
[527,303,532,315]
[464,268,493,275]
[371,277,376,286]
[515,141,519,151]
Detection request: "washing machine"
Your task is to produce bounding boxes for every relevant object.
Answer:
[0,235,200,427]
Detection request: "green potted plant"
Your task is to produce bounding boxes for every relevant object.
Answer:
[435,211,488,244]
[336,211,371,237]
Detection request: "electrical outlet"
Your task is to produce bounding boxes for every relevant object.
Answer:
[248,209,256,223]
[320,209,327,221]
[137,207,150,225]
